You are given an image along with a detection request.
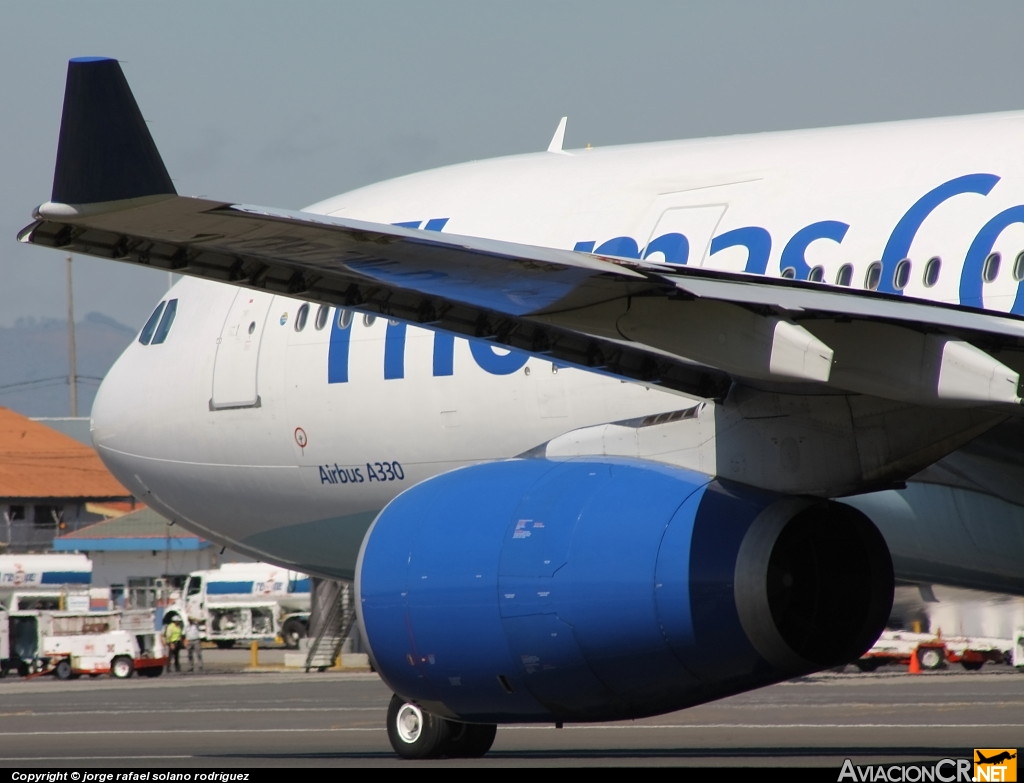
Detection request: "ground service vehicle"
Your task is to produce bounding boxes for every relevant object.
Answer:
[162,563,311,649]
[0,554,95,611]
[43,609,166,679]
[856,630,1012,671]
[1,608,166,678]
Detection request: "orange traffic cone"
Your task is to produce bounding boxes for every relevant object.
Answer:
[908,647,922,674]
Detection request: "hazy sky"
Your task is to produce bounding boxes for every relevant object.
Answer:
[5,1,1024,333]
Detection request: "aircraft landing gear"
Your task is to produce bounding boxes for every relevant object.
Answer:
[385,694,497,759]
[445,720,497,758]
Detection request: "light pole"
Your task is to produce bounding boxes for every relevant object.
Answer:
[66,255,78,417]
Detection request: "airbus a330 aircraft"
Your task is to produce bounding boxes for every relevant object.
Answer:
[19,58,1024,758]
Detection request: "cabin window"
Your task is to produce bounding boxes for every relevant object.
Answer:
[337,309,352,330]
[1014,252,1024,282]
[893,259,911,290]
[808,266,824,282]
[294,303,310,332]
[923,257,941,287]
[780,267,796,279]
[983,252,1001,283]
[865,262,882,291]
[363,313,376,327]
[314,304,330,330]
[835,264,853,287]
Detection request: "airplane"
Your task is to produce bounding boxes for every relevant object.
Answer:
[17,57,1024,759]
[977,751,1017,765]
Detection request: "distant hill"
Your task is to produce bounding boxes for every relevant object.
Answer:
[0,313,136,417]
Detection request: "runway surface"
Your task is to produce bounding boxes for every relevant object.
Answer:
[0,656,1021,768]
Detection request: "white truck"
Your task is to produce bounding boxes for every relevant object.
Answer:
[1,608,167,678]
[41,609,167,679]
[0,553,98,611]
[162,562,311,648]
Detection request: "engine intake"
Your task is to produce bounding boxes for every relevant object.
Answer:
[356,457,892,724]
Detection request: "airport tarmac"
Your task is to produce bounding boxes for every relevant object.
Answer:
[0,649,1021,769]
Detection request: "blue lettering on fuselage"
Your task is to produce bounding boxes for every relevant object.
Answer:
[780,221,850,280]
[327,313,531,384]
[328,178,1024,383]
[326,217,531,384]
[876,173,999,294]
[572,173,1024,312]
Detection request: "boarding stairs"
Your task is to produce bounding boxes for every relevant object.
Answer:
[304,580,356,671]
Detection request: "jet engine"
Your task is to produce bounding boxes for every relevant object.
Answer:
[356,457,893,725]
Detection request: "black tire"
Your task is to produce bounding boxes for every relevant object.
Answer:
[111,656,134,679]
[54,659,73,680]
[855,659,881,672]
[281,618,307,649]
[214,640,235,650]
[140,665,163,678]
[961,660,984,671]
[446,721,497,758]
[386,694,451,759]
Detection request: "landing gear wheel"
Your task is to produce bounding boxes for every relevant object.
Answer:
[111,656,134,679]
[54,659,72,680]
[386,694,450,759]
[281,618,306,649]
[445,721,497,757]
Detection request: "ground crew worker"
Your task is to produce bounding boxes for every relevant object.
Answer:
[164,618,183,673]
[185,619,204,673]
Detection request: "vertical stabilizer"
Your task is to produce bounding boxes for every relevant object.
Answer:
[51,57,176,205]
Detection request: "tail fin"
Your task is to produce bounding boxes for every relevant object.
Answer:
[51,57,176,205]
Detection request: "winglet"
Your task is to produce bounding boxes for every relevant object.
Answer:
[547,116,569,154]
[51,57,176,205]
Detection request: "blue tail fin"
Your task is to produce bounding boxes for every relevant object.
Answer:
[51,57,176,204]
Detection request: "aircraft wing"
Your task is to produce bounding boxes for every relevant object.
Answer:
[18,58,1024,407]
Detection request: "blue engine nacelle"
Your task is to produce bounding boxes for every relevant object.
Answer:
[356,457,893,724]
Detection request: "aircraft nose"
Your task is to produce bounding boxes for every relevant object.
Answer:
[91,281,198,496]
[90,341,152,497]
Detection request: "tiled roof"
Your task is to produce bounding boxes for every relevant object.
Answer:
[0,407,132,500]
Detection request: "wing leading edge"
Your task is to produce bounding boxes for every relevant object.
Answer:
[18,58,1024,408]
